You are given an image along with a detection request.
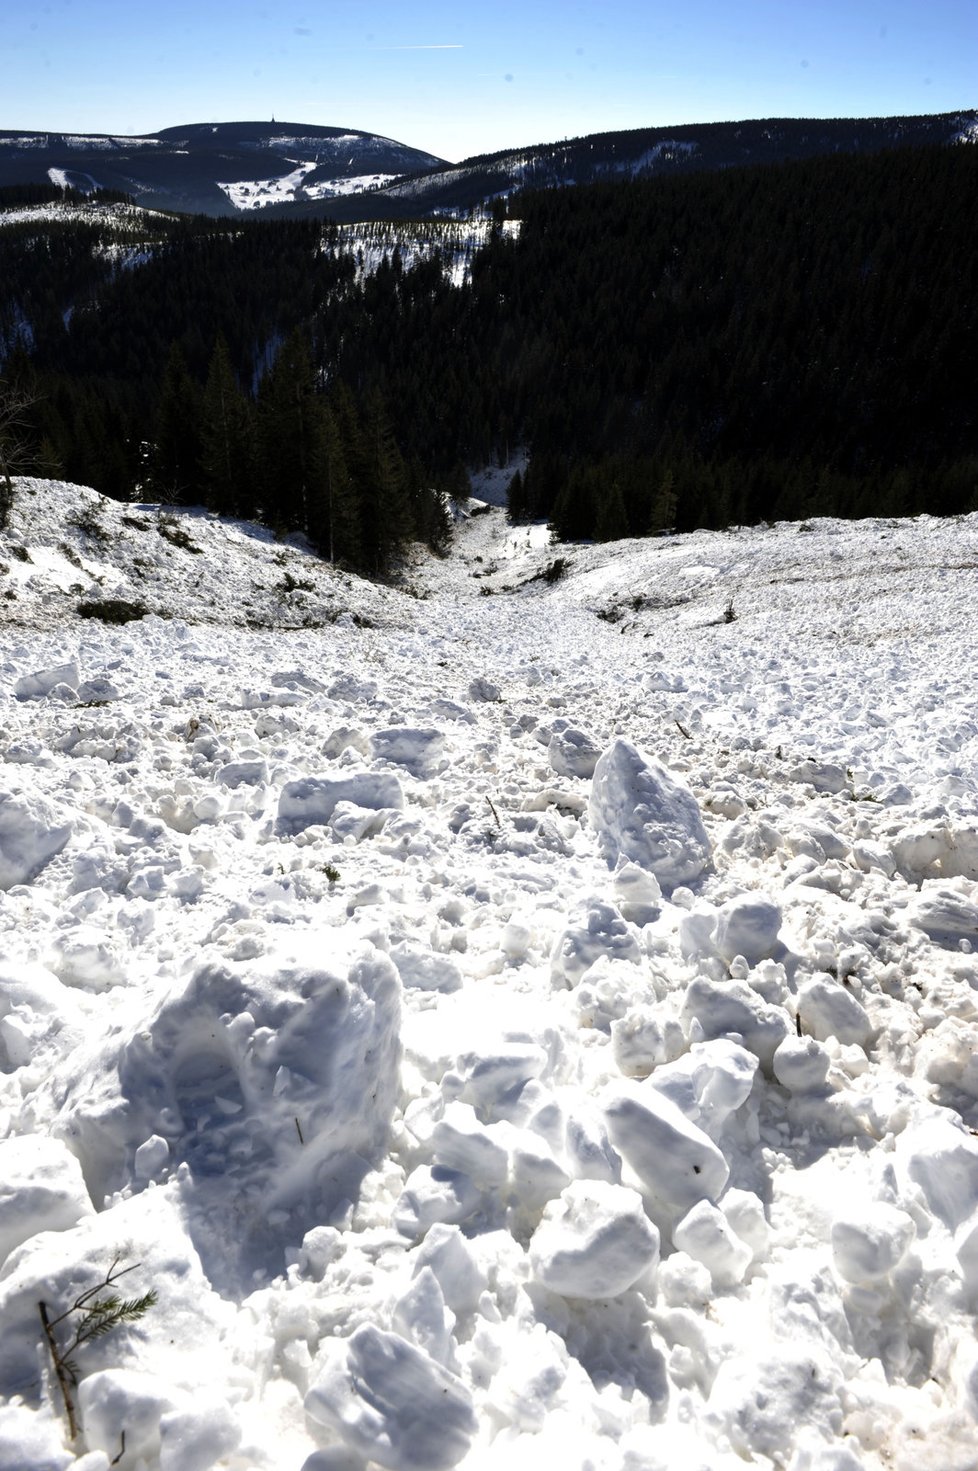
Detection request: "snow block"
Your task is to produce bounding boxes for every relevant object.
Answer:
[277,772,404,834]
[390,941,463,994]
[109,949,402,1231]
[370,727,447,778]
[796,975,873,1047]
[673,1199,752,1288]
[772,1035,832,1092]
[898,1117,978,1230]
[0,790,72,889]
[648,1039,758,1137]
[13,661,80,700]
[0,1135,93,1266]
[305,1324,477,1471]
[589,739,710,890]
[708,1347,843,1462]
[550,896,643,988]
[529,1179,659,1298]
[830,1203,916,1283]
[681,976,790,1071]
[431,1102,510,1186]
[713,893,783,966]
[908,888,978,948]
[603,1080,729,1209]
[548,726,602,780]
[77,1369,177,1467]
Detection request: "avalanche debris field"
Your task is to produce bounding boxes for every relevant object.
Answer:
[1,480,977,1471]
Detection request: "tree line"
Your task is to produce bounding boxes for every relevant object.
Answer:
[1,142,976,561]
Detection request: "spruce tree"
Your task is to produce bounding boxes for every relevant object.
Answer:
[201,335,254,519]
[147,343,204,506]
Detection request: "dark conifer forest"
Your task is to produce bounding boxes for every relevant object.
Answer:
[1,139,976,570]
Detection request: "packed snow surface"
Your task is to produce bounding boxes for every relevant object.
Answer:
[1,480,978,1470]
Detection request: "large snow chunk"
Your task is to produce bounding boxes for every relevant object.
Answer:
[78,1369,177,1466]
[908,888,978,947]
[830,1203,916,1284]
[277,773,404,834]
[109,948,402,1242]
[548,726,602,780]
[13,661,80,700]
[431,1102,509,1186]
[797,975,873,1047]
[648,1039,758,1137]
[550,896,643,988]
[603,1081,729,1209]
[673,1199,752,1288]
[898,1117,978,1230]
[394,1165,481,1238]
[159,1398,241,1471]
[0,790,72,889]
[371,727,447,778]
[708,1347,843,1461]
[713,893,783,965]
[0,961,84,1073]
[391,941,462,994]
[529,1179,659,1298]
[681,977,790,1071]
[0,1135,93,1266]
[589,739,710,889]
[305,1324,477,1471]
[0,1404,72,1471]
[773,1035,832,1092]
[894,822,978,882]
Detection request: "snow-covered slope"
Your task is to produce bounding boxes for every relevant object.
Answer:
[1,480,977,1470]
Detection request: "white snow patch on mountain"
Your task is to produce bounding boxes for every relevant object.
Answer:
[216,162,318,210]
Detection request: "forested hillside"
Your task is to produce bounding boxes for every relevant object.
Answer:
[1,140,975,564]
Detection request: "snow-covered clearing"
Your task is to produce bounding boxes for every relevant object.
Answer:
[217,165,319,211]
[1,480,977,1471]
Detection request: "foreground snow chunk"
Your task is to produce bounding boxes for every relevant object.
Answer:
[306,1324,477,1471]
[898,1117,978,1230]
[672,1198,753,1287]
[529,1179,660,1298]
[0,1135,93,1266]
[589,738,711,889]
[277,772,404,834]
[681,976,790,1071]
[603,1081,729,1209]
[713,893,783,965]
[830,1203,916,1283]
[0,790,72,889]
[547,725,601,779]
[648,1039,758,1136]
[708,1346,844,1461]
[77,1369,177,1466]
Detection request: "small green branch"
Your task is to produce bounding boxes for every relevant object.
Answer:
[39,1259,157,1444]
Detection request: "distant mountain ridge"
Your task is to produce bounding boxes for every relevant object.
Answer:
[0,120,447,216]
[0,110,974,220]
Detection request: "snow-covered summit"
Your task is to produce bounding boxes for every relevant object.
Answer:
[1,479,977,1469]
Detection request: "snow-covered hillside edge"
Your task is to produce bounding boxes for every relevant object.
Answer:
[1,480,977,1471]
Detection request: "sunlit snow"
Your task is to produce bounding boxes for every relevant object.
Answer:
[0,479,977,1470]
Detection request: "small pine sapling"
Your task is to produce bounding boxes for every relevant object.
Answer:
[38,1258,157,1442]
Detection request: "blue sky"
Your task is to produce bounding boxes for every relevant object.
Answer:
[3,0,974,160]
